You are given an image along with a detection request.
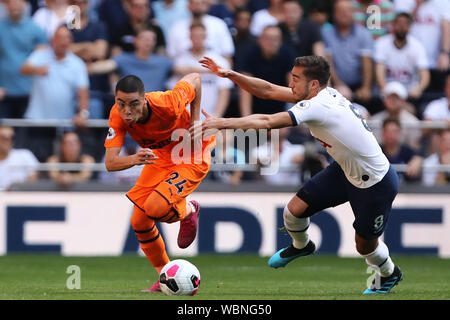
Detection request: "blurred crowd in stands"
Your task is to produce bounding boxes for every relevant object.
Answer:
[0,0,449,190]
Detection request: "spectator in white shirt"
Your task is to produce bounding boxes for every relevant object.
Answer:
[422,73,450,156]
[168,22,233,119]
[374,12,430,100]
[251,127,305,186]
[371,81,422,150]
[423,74,450,123]
[32,0,70,39]
[166,0,234,63]
[394,0,450,71]
[393,0,450,96]
[422,129,450,186]
[249,0,284,36]
[0,125,39,191]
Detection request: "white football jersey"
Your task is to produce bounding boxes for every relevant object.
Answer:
[288,87,390,188]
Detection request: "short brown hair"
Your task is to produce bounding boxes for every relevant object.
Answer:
[382,117,401,129]
[294,55,330,87]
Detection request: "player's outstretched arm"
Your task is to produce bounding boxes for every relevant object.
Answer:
[178,73,201,123]
[105,147,158,171]
[196,109,293,132]
[199,56,297,104]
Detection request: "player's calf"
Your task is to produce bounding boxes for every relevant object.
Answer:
[360,239,402,294]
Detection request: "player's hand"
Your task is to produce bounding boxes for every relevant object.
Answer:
[355,86,371,102]
[37,65,49,76]
[56,172,74,186]
[436,52,449,71]
[335,83,353,100]
[188,119,204,153]
[408,86,423,99]
[200,109,224,136]
[134,148,158,165]
[199,56,232,78]
[405,156,423,178]
[73,112,88,128]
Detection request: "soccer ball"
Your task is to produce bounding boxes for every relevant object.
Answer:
[159,259,201,296]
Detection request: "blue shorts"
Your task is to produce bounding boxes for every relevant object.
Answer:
[296,161,399,240]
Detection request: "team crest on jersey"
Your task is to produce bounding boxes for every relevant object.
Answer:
[298,101,310,109]
[106,127,116,140]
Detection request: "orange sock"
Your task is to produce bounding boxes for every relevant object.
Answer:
[130,207,169,272]
[141,236,169,273]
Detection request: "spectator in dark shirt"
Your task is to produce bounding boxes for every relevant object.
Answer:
[208,0,248,35]
[70,0,110,119]
[47,131,95,187]
[111,0,165,56]
[98,0,129,42]
[308,0,332,30]
[240,24,295,116]
[232,8,257,72]
[224,8,256,119]
[278,0,325,57]
[380,118,423,182]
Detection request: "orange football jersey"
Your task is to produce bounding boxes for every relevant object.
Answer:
[104,80,214,159]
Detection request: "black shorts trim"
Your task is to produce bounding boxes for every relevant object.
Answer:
[126,194,146,213]
[154,189,171,205]
[147,210,171,221]
[296,188,314,206]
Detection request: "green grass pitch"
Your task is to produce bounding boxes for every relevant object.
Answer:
[0,254,449,300]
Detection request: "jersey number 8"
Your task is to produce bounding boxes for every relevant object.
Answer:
[349,104,372,132]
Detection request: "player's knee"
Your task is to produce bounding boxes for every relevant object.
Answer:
[355,235,378,255]
[130,208,153,232]
[143,192,174,222]
[287,196,309,218]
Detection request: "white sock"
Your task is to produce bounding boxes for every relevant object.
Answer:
[362,240,395,277]
[187,201,196,213]
[283,206,309,249]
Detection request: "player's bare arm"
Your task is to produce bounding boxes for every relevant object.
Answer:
[196,109,294,133]
[199,56,297,104]
[178,73,202,123]
[105,146,158,172]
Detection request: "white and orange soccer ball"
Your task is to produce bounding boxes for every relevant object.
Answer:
[159,259,201,296]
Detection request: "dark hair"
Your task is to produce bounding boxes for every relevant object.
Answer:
[394,12,413,23]
[115,75,145,95]
[382,117,401,129]
[294,55,330,87]
[282,0,301,7]
[136,27,156,36]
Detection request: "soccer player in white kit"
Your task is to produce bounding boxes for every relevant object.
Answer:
[198,55,402,294]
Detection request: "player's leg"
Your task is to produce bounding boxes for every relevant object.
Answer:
[358,233,403,295]
[130,205,169,272]
[269,162,349,268]
[151,164,209,248]
[176,199,201,249]
[348,165,402,294]
[130,205,169,292]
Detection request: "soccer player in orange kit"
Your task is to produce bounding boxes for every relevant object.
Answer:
[104,73,214,292]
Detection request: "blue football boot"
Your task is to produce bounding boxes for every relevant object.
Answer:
[363,265,403,294]
[268,240,316,268]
